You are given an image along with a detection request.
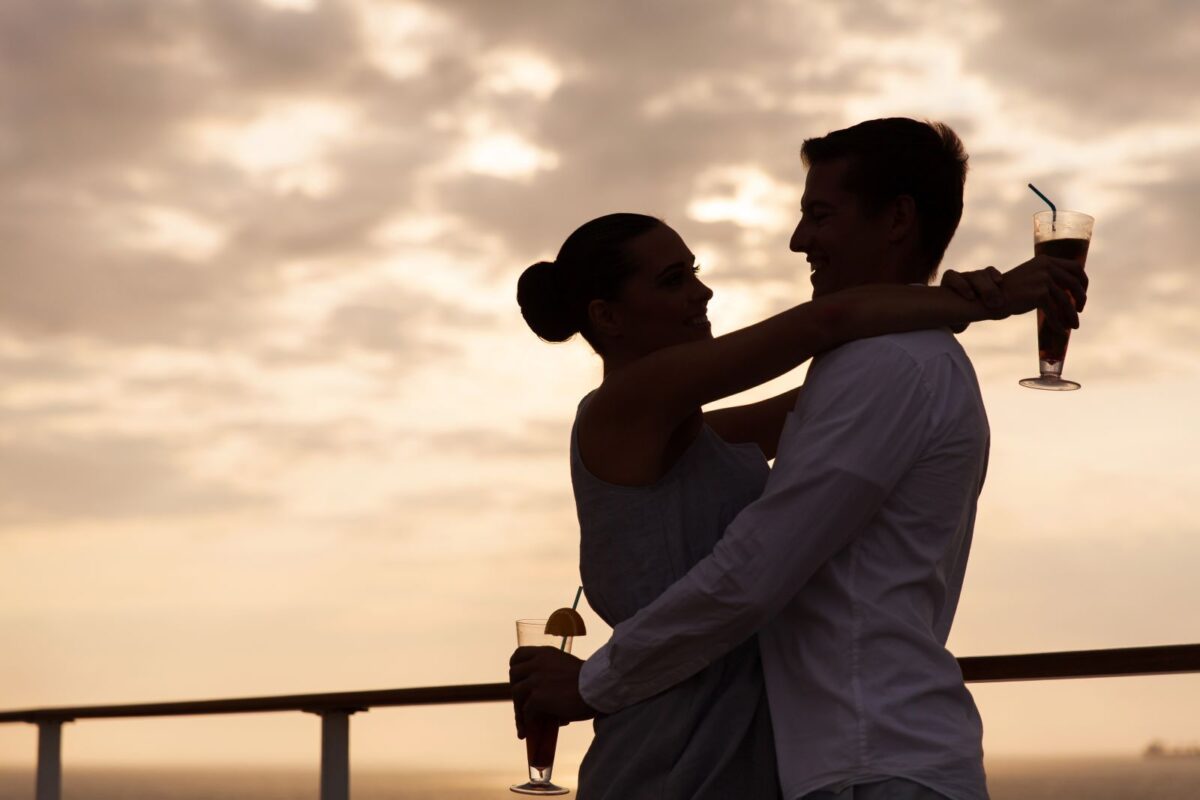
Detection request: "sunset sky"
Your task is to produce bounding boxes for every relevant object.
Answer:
[3,0,1200,780]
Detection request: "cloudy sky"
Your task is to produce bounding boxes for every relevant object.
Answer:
[3,0,1200,780]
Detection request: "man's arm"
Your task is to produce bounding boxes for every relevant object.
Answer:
[511,339,935,722]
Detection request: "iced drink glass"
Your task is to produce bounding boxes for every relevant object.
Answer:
[1019,209,1094,391]
[511,620,572,796]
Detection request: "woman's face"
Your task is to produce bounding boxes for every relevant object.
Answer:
[606,223,714,355]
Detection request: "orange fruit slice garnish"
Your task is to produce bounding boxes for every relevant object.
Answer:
[544,607,587,637]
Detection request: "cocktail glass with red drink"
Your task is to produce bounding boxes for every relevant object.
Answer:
[510,619,573,796]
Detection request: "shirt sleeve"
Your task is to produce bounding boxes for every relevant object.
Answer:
[579,340,935,713]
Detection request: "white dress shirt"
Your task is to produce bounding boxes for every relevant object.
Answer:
[579,330,991,800]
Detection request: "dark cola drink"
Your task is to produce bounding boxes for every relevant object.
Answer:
[1022,208,1093,390]
[1033,237,1090,364]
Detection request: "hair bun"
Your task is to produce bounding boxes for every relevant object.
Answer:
[517,260,579,342]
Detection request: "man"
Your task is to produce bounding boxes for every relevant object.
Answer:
[512,118,1072,800]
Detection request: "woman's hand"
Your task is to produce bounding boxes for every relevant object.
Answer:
[943,256,1088,329]
[940,267,1002,332]
[942,266,1005,316]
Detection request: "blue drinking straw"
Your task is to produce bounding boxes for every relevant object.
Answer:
[1028,183,1057,224]
[560,586,583,652]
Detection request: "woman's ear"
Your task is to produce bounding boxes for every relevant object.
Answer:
[588,298,622,340]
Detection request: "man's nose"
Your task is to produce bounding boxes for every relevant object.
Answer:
[789,218,810,253]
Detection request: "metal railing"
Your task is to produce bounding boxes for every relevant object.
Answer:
[2,643,1198,800]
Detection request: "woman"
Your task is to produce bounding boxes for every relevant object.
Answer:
[515,213,1083,798]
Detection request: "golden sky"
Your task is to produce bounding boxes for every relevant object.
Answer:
[3,0,1200,776]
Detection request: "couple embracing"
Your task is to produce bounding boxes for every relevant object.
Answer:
[509,118,1087,800]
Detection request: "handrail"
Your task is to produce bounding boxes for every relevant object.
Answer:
[4,643,1198,800]
[0,682,511,724]
[2,643,1198,723]
[957,643,1200,683]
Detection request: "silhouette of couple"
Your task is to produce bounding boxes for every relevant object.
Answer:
[510,118,1087,800]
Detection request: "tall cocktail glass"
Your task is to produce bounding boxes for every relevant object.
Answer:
[1020,209,1094,391]
[511,620,572,796]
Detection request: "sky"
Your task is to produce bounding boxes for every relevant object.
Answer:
[3,0,1200,780]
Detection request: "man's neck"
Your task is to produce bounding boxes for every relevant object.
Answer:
[862,255,930,288]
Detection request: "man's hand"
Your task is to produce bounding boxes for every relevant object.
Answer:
[509,646,598,739]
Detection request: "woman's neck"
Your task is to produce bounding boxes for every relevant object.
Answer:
[599,342,654,379]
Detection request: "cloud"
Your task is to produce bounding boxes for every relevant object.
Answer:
[4,1,1200,770]
[211,417,393,461]
[5,0,1196,362]
[1,0,1198,530]
[408,0,874,272]
[393,483,567,513]
[420,419,568,459]
[0,0,479,352]
[965,1,1200,130]
[0,344,98,384]
[292,283,498,372]
[192,0,365,92]
[956,527,1200,653]
[0,0,998,359]
[0,431,270,527]
[948,138,1200,380]
[0,223,258,346]
[0,0,209,175]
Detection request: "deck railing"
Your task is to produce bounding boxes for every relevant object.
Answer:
[3,643,1198,800]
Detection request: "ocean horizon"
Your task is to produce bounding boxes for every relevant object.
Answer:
[2,756,1199,799]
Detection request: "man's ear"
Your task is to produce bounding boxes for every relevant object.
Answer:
[888,194,918,245]
[588,298,622,340]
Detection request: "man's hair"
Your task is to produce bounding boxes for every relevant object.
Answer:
[801,118,968,283]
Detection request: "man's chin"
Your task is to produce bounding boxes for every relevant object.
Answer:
[810,274,833,298]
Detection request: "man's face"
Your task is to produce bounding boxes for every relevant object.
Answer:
[790,158,892,298]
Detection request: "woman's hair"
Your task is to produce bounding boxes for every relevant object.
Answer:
[517,213,661,350]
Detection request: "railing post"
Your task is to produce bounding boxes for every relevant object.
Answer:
[305,708,364,800]
[35,719,70,800]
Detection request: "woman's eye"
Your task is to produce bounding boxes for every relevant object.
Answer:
[662,264,701,287]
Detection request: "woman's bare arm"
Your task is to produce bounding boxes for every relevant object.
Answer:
[583,282,984,483]
[583,254,1086,484]
[704,387,801,460]
[698,263,1054,458]
[594,254,1085,430]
